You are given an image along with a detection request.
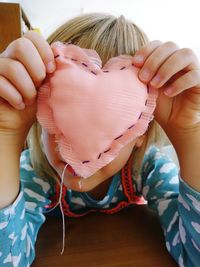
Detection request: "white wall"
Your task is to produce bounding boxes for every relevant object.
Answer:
[2,0,200,56]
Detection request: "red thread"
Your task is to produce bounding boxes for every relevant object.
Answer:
[82,160,90,164]
[114,134,123,140]
[128,124,135,129]
[91,71,97,75]
[103,148,111,153]
[82,63,88,67]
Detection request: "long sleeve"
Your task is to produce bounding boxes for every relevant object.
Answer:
[139,146,200,267]
[0,149,53,267]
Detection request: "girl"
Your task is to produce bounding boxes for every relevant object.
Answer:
[0,13,200,267]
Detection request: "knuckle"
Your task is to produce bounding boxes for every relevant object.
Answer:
[196,69,200,78]
[181,48,194,58]
[174,80,183,90]
[186,74,194,86]
[158,70,167,81]
[151,40,163,46]
[0,75,5,83]
[170,82,178,91]
[139,40,163,60]
[147,40,163,52]
[164,41,178,50]
[142,58,160,78]
[24,31,53,61]
[5,60,22,75]
[193,69,200,81]
[14,37,32,54]
[146,57,159,70]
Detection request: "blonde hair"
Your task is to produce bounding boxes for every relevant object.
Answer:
[27,12,168,181]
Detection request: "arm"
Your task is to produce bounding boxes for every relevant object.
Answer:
[0,147,53,266]
[0,150,52,267]
[0,135,22,209]
[140,146,200,267]
[167,128,200,192]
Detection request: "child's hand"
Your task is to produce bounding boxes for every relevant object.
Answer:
[0,31,55,142]
[132,41,200,137]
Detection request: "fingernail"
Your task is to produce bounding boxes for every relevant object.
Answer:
[164,87,173,96]
[140,69,150,81]
[150,75,160,87]
[133,55,144,64]
[16,102,25,110]
[46,61,56,73]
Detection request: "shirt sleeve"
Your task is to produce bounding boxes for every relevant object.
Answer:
[0,149,53,267]
[139,146,200,267]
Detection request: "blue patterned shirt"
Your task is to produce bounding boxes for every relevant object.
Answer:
[0,146,200,266]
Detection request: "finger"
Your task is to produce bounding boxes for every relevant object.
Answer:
[132,40,163,67]
[150,48,199,89]
[164,69,200,97]
[1,38,46,87]
[2,31,56,74]
[0,58,37,104]
[23,31,56,73]
[0,76,25,110]
[139,41,179,83]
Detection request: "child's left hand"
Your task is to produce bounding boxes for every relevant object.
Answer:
[132,40,200,137]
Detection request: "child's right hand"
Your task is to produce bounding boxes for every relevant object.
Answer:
[0,31,55,141]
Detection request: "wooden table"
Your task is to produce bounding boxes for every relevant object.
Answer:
[32,205,178,267]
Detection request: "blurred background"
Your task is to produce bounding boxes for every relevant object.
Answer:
[0,0,200,56]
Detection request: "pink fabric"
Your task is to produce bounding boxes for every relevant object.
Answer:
[37,42,158,178]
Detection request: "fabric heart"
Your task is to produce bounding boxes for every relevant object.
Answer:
[37,42,158,178]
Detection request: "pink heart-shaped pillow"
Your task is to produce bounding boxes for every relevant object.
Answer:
[37,42,158,178]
